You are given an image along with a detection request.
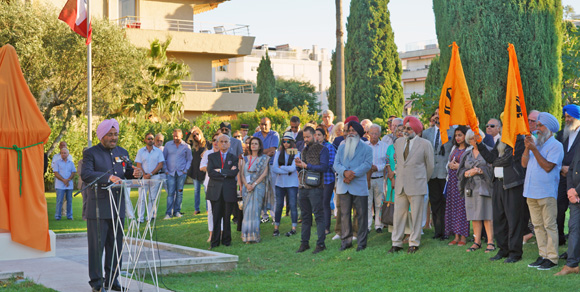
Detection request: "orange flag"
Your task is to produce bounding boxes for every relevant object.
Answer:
[438,42,479,144]
[501,44,530,150]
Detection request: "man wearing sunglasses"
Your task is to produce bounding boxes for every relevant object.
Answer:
[484,119,502,148]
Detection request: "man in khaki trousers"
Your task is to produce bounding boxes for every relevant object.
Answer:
[388,116,434,254]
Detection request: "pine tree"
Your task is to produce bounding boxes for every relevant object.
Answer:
[256,52,276,109]
[433,0,563,123]
[345,0,403,120]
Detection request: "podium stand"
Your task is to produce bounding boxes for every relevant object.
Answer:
[107,179,164,292]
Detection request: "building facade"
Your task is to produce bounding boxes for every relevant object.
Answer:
[45,0,258,119]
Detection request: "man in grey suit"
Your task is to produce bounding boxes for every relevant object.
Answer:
[388,116,434,254]
[422,109,453,240]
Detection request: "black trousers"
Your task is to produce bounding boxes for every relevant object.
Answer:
[299,188,326,247]
[87,218,124,289]
[210,195,236,247]
[322,182,335,232]
[557,176,570,244]
[339,193,368,248]
[493,181,526,258]
[428,178,446,237]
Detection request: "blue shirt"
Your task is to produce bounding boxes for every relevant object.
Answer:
[53,157,77,190]
[323,141,336,184]
[523,136,564,200]
[271,150,300,188]
[135,146,165,175]
[253,130,280,164]
[163,140,193,176]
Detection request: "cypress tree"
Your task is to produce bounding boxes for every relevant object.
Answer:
[433,0,563,123]
[345,0,403,120]
[327,50,337,113]
[256,52,276,109]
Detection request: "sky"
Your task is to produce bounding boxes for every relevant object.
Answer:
[195,0,580,52]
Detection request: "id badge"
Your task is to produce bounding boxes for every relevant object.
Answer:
[246,175,252,184]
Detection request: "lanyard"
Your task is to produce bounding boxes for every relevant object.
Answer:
[247,156,256,170]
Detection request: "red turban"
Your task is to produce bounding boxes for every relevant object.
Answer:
[403,116,423,134]
[344,116,359,124]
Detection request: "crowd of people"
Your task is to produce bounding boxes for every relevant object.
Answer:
[57,105,580,291]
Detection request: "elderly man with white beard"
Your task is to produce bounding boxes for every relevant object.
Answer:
[556,104,580,248]
[334,121,373,252]
[388,116,434,254]
[522,112,564,271]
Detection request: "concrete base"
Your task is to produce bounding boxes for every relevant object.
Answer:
[0,231,56,261]
[0,271,23,281]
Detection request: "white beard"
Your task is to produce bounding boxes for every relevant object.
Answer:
[497,141,507,157]
[563,119,580,141]
[344,135,359,161]
[537,129,552,147]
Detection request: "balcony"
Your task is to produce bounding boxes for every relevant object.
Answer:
[116,17,250,36]
[181,81,259,115]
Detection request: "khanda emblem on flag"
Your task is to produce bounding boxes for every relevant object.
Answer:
[444,88,452,115]
[515,96,523,118]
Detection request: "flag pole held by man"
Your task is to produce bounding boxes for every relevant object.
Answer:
[438,42,479,144]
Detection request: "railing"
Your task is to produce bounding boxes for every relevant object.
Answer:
[181,81,255,94]
[114,16,251,36]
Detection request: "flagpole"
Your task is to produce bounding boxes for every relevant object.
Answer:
[87,0,92,147]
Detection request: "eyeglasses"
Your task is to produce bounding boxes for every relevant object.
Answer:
[486,124,496,128]
[404,127,414,131]
[146,138,154,140]
[282,140,292,143]
[260,123,267,126]
[528,119,537,123]
[192,132,199,136]
[234,135,241,138]
[212,139,217,142]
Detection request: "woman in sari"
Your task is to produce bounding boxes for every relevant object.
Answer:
[239,137,270,243]
[445,125,470,246]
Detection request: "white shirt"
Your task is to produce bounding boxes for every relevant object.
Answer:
[365,140,388,177]
[569,127,580,151]
[135,146,165,174]
[405,135,417,154]
[493,134,501,144]
[200,148,219,188]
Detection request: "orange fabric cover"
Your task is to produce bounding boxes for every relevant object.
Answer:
[501,44,530,151]
[0,44,52,252]
[438,42,479,144]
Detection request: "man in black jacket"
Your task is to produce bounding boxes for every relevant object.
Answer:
[476,134,527,263]
[206,134,239,249]
[82,119,141,292]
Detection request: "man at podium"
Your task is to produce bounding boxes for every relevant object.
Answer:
[81,119,142,292]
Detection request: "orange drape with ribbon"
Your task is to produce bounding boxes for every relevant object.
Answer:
[501,44,530,150]
[438,42,479,144]
[0,44,52,252]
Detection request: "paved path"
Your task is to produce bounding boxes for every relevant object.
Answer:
[1,234,172,292]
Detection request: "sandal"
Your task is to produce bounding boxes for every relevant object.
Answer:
[448,240,458,246]
[457,241,466,246]
[466,242,481,252]
[485,243,496,253]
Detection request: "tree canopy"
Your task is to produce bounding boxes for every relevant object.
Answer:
[275,78,321,114]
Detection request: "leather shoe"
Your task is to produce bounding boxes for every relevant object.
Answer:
[312,245,326,254]
[489,253,507,261]
[559,252,568,260]
[296,243,310,253]
[339,243,353,251]
[407,246,419,254]
[555,265,580,276]
[104,283,123,291]
[432,234,442,240]
[376,228,383,233]
[356,245,366,252]
[388,246,403,253]
[504,256,522,263]
[439,235,449,241]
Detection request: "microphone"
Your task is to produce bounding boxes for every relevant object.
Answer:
[120,156,132,165]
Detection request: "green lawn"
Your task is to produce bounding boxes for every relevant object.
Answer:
[35,186,580,290]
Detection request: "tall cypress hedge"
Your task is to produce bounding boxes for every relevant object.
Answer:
[345,0,403,120]
[433,0,563,123]
[256,53,276,109]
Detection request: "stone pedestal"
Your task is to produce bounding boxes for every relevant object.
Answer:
[0,230,56,261]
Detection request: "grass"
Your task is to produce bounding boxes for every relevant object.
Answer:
[28,185,580,291]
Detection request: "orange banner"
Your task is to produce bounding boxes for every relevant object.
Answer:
[501,44,530,150]
[438,42,479,144]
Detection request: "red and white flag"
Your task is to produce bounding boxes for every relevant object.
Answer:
[58,0,92,45]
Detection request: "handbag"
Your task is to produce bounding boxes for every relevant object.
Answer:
[305,170,322,187]
[381,189,395,226]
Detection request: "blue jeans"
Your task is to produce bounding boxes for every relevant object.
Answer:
[193,179,204,212]
[166,173,187,216]
[55,188,73,220]
[275,186,298,227]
